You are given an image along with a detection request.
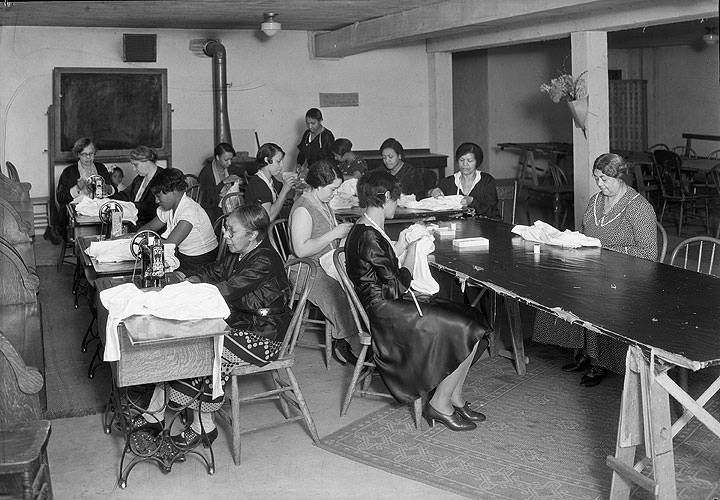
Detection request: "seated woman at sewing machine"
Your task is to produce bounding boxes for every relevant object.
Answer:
[132,204,291,448]
[429,142,499,219]
[345,171,492,431]
[112,145,164,227]
[138,167,218,275]
[56,137,115,234]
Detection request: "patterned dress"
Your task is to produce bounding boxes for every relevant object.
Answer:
[168,244,291,411]
[532,186,657,374]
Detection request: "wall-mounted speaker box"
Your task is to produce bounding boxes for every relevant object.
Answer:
[123,34,157,62]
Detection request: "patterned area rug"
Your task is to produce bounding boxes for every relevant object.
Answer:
[320,343,720,500]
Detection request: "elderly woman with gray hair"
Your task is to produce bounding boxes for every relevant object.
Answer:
[533,153,657,386]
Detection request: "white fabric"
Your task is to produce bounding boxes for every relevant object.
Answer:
[157,194,218,256]
[511,220,601,248]
[99,281,230,398]
[85,239,180,270]
[74,197,139,224]
[399,194,464,210]
[319,249,341,282]
[329,178,359,210]
[397,223,440,295]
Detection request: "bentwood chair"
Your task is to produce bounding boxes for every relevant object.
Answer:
[216,258,320,466]
[652,150,712,235]
[333,247,423,428]
[656,220,668,264]
[0,330,53,499]
[211,214,228,262]
[220,192,244,216]
[672,145,698,159]
[496,179,518,224]
[669,235,720,277]
[186,184,201,203]
[267,218,292,262]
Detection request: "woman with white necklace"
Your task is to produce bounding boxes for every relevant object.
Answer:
[289,160,358,365]
[430,142,499,218]
[533,153,657,387]
[345,171,492,432]
[244,143,298,222]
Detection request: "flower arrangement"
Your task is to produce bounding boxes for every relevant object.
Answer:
[540,71,587,103]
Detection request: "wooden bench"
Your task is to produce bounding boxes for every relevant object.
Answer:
[0,197,36,270]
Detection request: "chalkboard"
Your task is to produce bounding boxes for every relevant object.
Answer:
[52,67,170,162]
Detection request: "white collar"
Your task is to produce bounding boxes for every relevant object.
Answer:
[453,170,482,195]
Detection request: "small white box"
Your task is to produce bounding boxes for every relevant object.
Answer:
[452,237,489,248]
[436,227,456,237]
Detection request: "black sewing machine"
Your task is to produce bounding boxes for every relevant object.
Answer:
[99,200,124,240]
[130,230,166,289]
[86,174,107,199]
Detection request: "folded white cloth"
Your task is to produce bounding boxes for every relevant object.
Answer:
[399,194,464,210]
[74,196,139,224]
[329,178,359,210]
[99,281,231,398]
[319,249,341,283]
[511,220,601,248]
[85,239,180,270]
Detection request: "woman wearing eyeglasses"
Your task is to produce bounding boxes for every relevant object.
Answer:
[112,145,164,227]
[56,137,114,234]
[133,204,292,448]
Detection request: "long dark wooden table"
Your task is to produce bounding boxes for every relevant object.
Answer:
[335,206,464,224]
[426,218,720,499]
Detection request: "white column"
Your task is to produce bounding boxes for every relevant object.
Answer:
[571,31,609,230]
[428,51,454,176]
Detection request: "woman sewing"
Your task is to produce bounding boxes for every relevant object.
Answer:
[198,142,237,223]
[345,171,492,431]
[244,143,298,222]
[429,142,500,218]
[132,204,292,448]
[330,138,368,179]
[533,153,657,386]
[378,137,427,199]
[289,159,358,365]
[112,145,164,227]
[138,168,218,275]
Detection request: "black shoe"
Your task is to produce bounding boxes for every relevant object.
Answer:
[423,403,476,431]
[562,354,591,372]
[332,339,359,366]
[453,402,486,422]
[580,366,607,387]
[171,427,218,449]
[129,415,164,435]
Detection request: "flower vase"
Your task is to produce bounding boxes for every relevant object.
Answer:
[566,96,588,132]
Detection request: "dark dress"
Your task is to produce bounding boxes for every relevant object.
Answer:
[297,128,335,167]
[382,162,427,199]
[244,173,292,219]
[56,161,112,232]
[168,245,292,410]
[437,171,500,218]
[111,167,165,227]
[197,158,224,224]
[345,223,490,404]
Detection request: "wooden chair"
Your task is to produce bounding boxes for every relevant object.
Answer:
[672,145,697,159]
[217,258,320,466]
[495,179,517,224]
[656,220,668,264]
[55,205,77,272]
[631,161,660,210]
[649,143,670,151]
[0,330,53,500]
[220,191,244,215]
[270,218,333,369]
[668,235,720,277]
[652,149,712,235]
[5,161,20,182]
[186,184,201,203]
[211,214,228,262]
[332,247,422,428]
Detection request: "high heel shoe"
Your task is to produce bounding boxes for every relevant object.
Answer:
[332,339,359,366]
[580,365,607,387]
[453,402,486,422]
[423,403,476,431]
[171,427,218,449]
[561,354,590,372]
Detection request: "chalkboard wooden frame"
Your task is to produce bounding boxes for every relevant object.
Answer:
[52,67,170,162]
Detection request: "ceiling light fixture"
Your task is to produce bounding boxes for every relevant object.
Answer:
[702,27,719,46]
[261,12,281,37]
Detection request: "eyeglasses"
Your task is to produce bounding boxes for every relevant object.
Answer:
[79,152,95,158]
[223,221,244,239]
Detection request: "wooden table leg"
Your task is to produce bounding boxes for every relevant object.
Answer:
[500,298,528,376]
[608,346,677,500]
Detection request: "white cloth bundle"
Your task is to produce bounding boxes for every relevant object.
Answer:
[329,178,359,210]
[74,196,139,224]
[85,239,180,270]
[399,194,464,211]
[99,281,231,398]
[511,220,601,248]
[398,223,440,295]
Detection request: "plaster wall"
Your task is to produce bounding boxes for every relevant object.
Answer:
[0,26,430,198]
